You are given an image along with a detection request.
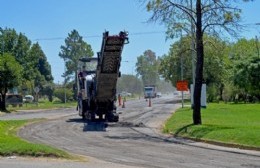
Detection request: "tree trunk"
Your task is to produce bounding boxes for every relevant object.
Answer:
[0,94,3,111]
[193,0,203,125]
[0,90,7,111]
[219,83,224,101]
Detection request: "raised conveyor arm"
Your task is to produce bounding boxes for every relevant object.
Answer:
[95,31,129,102]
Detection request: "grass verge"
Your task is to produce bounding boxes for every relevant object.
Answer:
[0,119,72,158]
[163,103,260,149]
[7,99,77,112]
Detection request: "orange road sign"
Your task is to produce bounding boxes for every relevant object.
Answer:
[176,80,189,91]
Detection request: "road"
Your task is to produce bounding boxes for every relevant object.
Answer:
[1,95,260,168]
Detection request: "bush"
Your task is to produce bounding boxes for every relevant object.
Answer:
[53,88,73,103]
[207,84,218,102]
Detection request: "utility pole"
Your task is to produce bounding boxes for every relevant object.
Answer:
[64,58,67,105]
[180,31,184,108]
[181,50,184,108]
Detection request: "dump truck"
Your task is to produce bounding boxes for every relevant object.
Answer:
[76,31,129,122]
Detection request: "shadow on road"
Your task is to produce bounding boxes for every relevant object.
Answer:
[163,100,182,104]
[83,121,107,132]
[66,118,85,123]
[66,118,107,132]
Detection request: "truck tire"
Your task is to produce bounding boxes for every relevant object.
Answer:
[82,112,86,120]
[82,100,87,120]
[91,112,96,121]
[106,112,119,122]
[98,113,103,120]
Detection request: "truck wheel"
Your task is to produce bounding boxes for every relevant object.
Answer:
[113,113,119,122]
[98,113,103,120]
[82,112,86,120]
[91,113,96,121]
[107,112,119,122]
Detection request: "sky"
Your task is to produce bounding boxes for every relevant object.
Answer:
[1,0,260,84]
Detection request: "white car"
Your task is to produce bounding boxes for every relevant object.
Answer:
[157,92,162,98]
[120,91,132,97]
[24,95,34,103]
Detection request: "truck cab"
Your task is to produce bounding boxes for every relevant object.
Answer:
[144,85,157,98]
[77,57,98,118]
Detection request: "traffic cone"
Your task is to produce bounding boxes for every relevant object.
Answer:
[118,95,122,106]
[148,98,151,107]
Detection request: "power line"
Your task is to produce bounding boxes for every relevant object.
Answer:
[33,31,166,41]
[130,31,165,35]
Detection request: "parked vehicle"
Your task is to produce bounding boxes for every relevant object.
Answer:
[120,91,132,97]
[5,94,23,107]
[157,92,162,98]
[24,95,34,103]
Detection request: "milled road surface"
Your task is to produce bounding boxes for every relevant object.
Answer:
[1,95,260,168]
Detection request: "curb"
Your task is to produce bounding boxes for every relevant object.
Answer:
[168,135,260,157]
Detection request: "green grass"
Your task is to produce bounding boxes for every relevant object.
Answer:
[164,103,260,149]
[0,119,71,158]
[7,99,77,112]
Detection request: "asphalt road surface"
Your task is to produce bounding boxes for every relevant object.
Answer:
[1,95,260,168]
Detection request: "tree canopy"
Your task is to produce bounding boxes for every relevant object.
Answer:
[59,29,94,82]
[0,53,23,110]
[0,27,54,103]
[229,38,260,99]
[117,74,143,95]
[136,50,160,86]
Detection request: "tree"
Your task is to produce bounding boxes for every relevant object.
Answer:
[1,29,37,82]
[145,0,251,124]
[0,53,22,111]
[59,29,94,82]
[117,74,143,95]
[202,35,229,101]
[136,50,160,86]
[0,28,17,54]
[32,43,53,82]
[13,33,33,82]
[54,88,73,103]
[0,27,54,99]
[159,36,193,87]
[234,56,260,99]
[159,35,229,101]
[41,83,54,102]
[229,38,260,100]
[157,80,175,94]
